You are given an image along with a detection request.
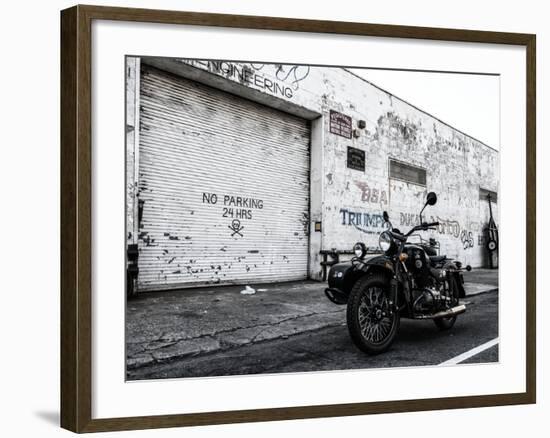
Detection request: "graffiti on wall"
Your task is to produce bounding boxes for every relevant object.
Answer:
[180,60,311,99]
[338,207,480,248]
[400,213,476,250]
[339,208,388,235]
[355,182,388,205]
[399,212,421,228]
[228,219,244,237]
[250,63,311,90]
[203,192,264,237]
[435,217,461,238]
[460,230,474,249]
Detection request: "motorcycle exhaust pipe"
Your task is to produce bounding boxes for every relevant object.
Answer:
[415,304,467,320]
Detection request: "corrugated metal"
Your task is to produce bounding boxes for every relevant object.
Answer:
[137,65,311,291]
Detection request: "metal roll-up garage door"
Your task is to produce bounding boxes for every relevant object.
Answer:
[137,65,311,291]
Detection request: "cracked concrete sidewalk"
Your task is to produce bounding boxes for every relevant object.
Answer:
[126,269,498,369]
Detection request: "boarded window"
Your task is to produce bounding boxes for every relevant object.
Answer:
[479,188,498,203]
[389,159,426,186]
[347,146,365,171]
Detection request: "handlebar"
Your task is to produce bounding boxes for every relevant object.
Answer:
[389,230,407,241]
[423,221,439,228]
[388,222,440,244]
[401,221,440,238]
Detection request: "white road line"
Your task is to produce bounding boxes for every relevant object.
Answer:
[438,337,499,366]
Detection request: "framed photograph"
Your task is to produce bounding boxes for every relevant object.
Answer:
[60,4,536,433]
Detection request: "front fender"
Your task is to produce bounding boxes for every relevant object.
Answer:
[359,254,394,273]
[326,255,394,304]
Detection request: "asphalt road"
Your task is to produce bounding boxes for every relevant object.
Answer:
[128,290,498,380]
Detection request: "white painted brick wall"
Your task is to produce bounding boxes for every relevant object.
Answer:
[128,59,499,274]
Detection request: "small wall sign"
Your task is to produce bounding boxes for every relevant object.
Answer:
[329,110,352,139]
[347,146,365,171]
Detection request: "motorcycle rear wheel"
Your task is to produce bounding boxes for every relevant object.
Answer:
[346,273,400,355]
[434,271,460,330]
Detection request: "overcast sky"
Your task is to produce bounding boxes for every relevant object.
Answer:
[349,68,500,150]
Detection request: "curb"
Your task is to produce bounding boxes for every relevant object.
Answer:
[465,287,498,297]
[127,283,498,371]
[464,284,499,297]
[127,309,346,371]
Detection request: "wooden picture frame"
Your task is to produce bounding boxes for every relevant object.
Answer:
[60,4,536,433]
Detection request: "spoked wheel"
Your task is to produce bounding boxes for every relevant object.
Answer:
[346,274,399,354]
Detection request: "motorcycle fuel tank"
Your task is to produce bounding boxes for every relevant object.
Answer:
[404,244,431,287]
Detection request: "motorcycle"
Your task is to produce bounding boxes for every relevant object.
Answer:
[324,192,471,354]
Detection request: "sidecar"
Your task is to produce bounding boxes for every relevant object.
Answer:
[324,254,393,305]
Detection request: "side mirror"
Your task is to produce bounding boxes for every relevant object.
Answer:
[383,211,389,222]
[426,192,437,206]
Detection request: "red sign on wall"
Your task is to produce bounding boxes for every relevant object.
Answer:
[329,110,352,139]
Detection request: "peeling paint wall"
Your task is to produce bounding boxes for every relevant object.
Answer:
[127,58,499,291]
[126,57,140,246]
[317,75,499,268]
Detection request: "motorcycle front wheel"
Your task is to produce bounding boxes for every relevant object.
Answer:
[346,273,400,355]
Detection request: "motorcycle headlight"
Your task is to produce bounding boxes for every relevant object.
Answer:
[379,231,393,252]
[353,242,367,258]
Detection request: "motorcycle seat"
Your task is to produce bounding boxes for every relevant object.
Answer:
[429,255,446,264]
